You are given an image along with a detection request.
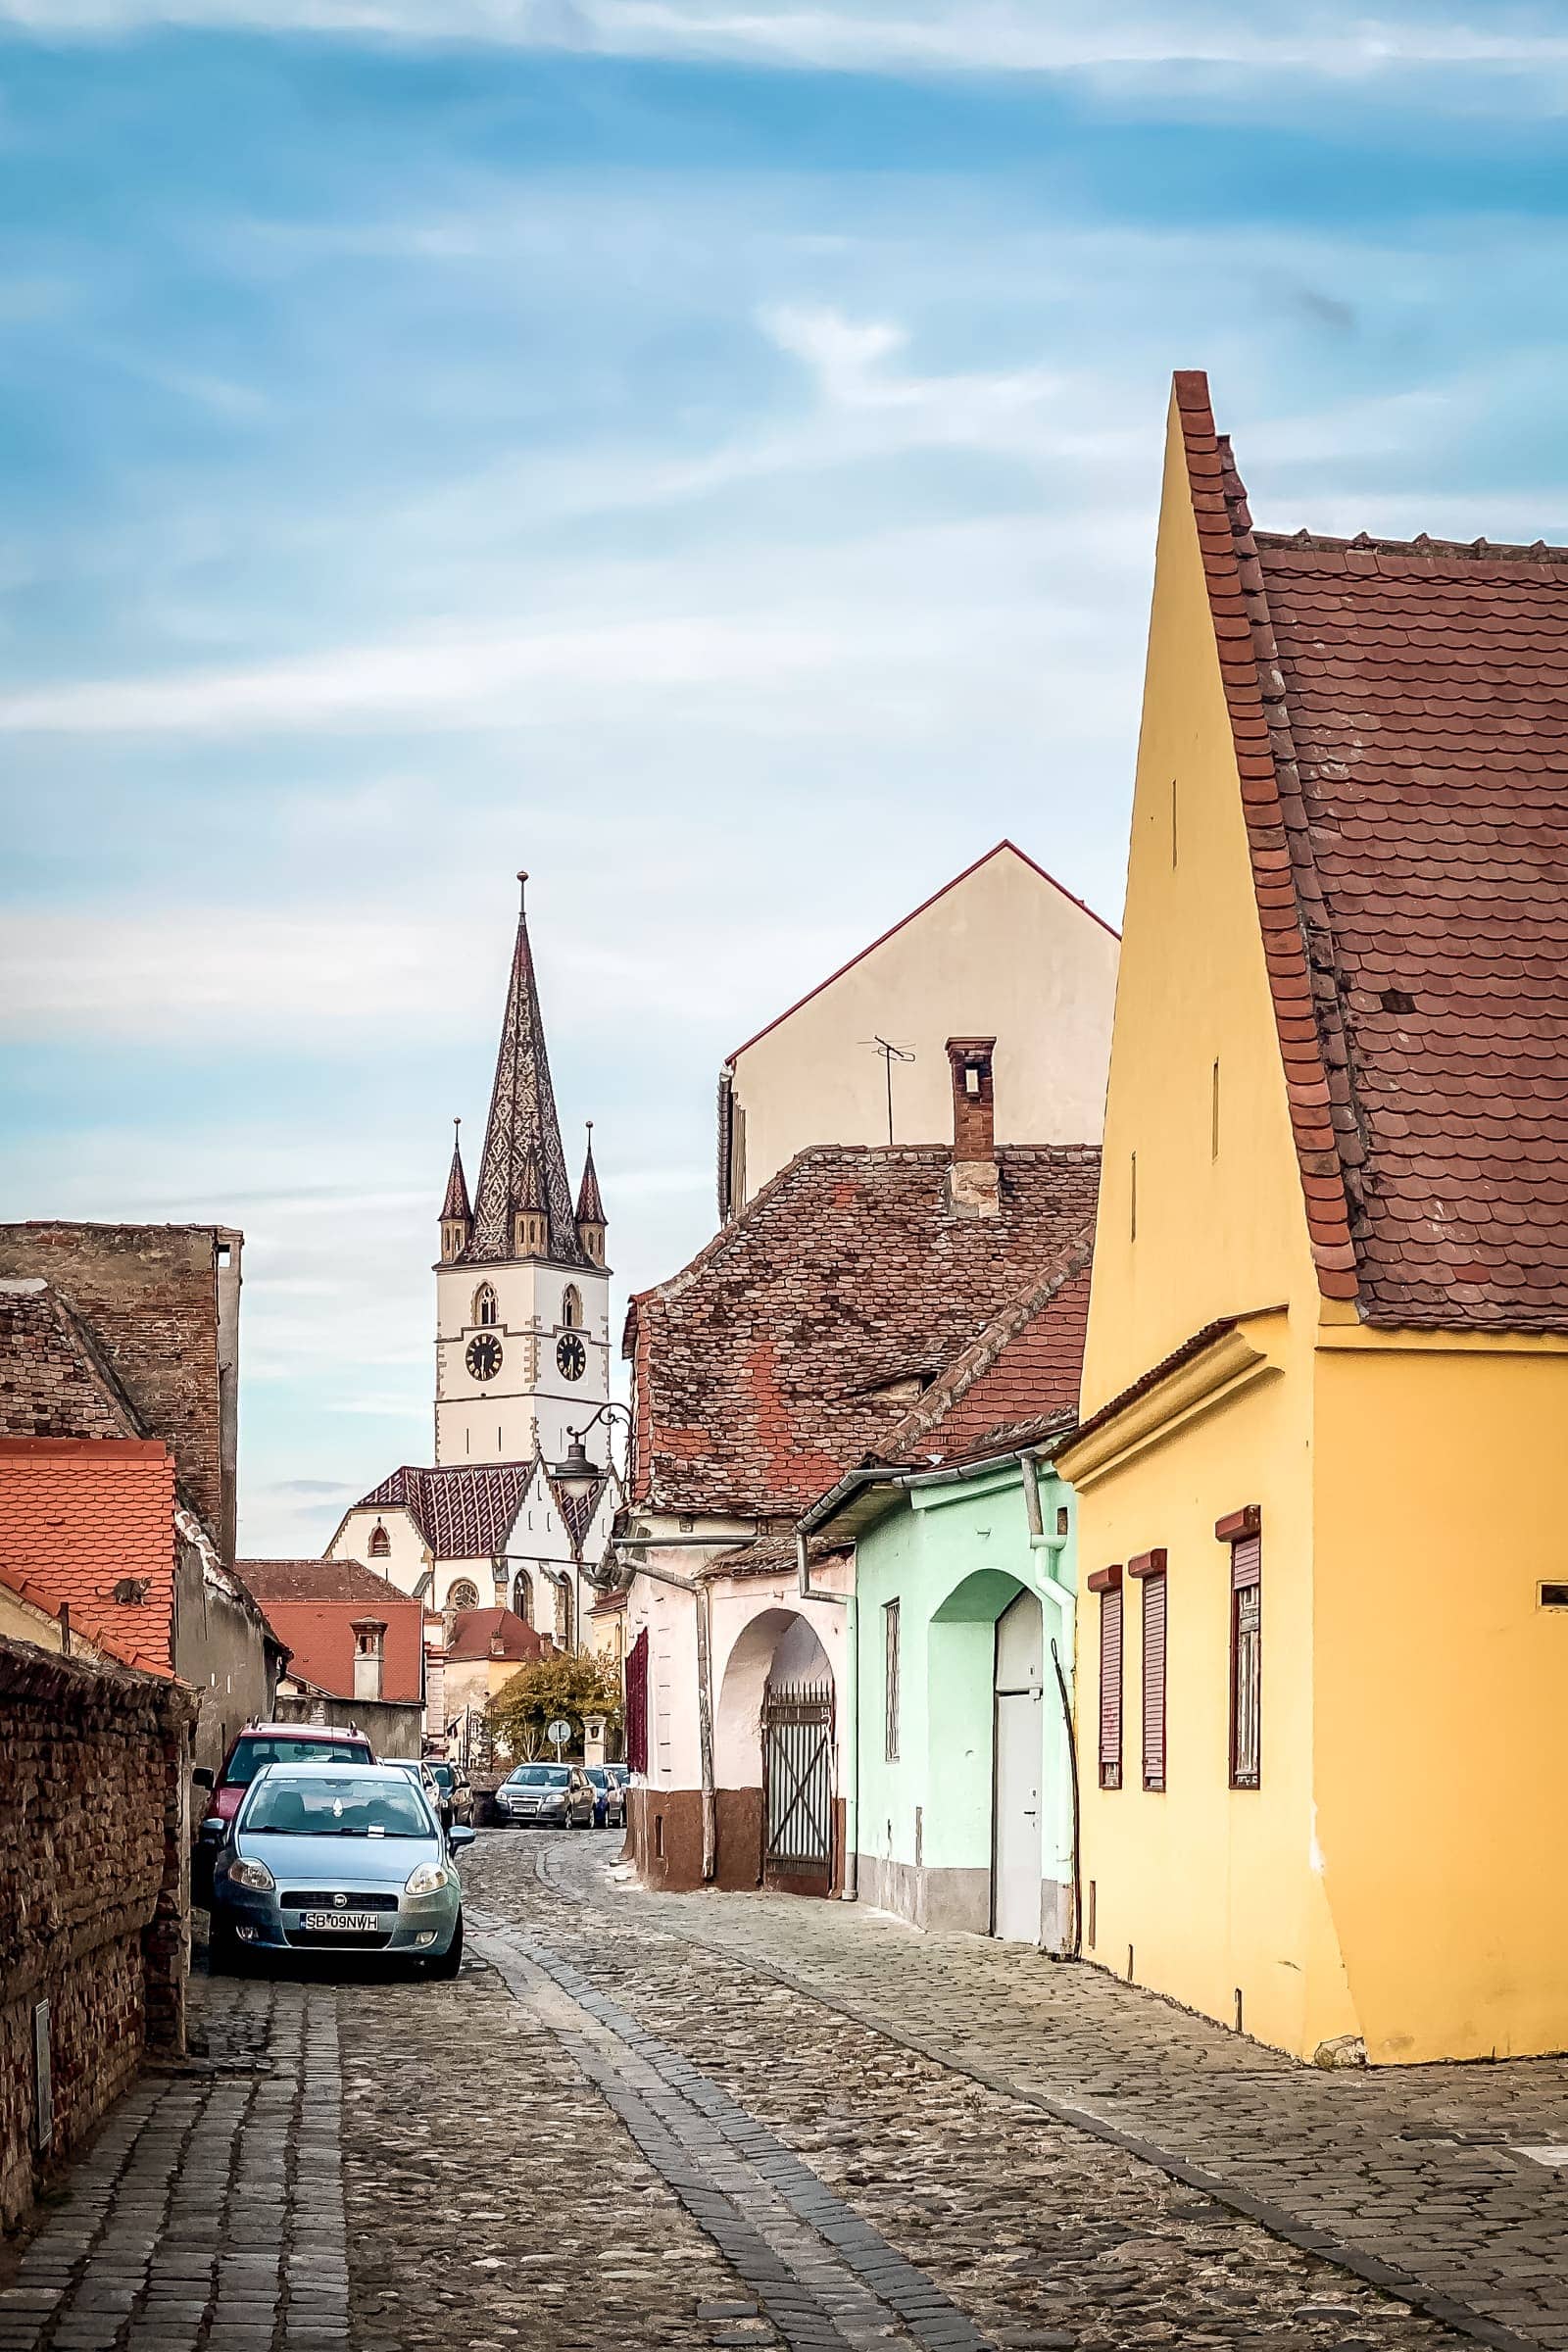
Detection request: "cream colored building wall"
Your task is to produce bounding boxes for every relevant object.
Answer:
[325,1507,431,1600]
[726,845,1118,1207]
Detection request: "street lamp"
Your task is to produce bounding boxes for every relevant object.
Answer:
[552,1399,632,1498]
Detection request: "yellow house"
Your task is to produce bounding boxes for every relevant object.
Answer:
[1058,369,1568,2067]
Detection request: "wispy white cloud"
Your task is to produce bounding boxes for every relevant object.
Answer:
[4,0,1567,81]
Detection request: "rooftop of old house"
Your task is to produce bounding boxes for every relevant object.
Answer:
[238,1557,424,1702]
[1181,369,1568,1331]
[624,1141,1101,1518]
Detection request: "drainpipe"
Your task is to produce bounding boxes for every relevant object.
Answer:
[1019,1448,1081,1960]
[797,1531,858,1901]
[609,1544,719,1886]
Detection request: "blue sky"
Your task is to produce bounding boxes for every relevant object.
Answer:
[3,2,1567,1553]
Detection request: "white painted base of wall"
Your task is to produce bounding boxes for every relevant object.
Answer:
[857,1853,1073,1952]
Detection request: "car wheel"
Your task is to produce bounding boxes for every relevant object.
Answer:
[426,1915,464,1979]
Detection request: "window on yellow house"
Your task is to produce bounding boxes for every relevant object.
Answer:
[1219,1512,1262,1789]
[1133,1553,1167,1791]
[1091,1568,1123,1789]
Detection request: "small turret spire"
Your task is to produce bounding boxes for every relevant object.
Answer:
[467,868,587,1266]
[575,1121,608,1266]
[439,1117,471,1261]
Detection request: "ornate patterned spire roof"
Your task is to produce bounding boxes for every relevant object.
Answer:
[575,1122,607,1228]
[440,1118,471,1223]
[467,873,588,1267]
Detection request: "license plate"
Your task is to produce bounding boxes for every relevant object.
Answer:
[301,1910,380,1932]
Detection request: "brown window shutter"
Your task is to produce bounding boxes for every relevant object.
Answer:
[1099,1585,1123,1789]
[1231,1533,1261,1591]
[1142,1571,1167,1791]
[1229,1536,1261,1788]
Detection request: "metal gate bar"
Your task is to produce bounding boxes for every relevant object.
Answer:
[762,1679,834,1873]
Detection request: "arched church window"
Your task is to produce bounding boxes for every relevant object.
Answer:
[556,1577,574,1650]
[443,1579,480,1641]
[562,1284,582,1330]
[473,1283,498,1327]
[513,1567,534,1624]
[368,1524,390,1560]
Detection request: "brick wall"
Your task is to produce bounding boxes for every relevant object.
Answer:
[0,1637,196,2232]
[0,1225,228,1550]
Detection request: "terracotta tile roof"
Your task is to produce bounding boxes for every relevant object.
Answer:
[697,1531,851,1585]
[0,1281,147,1443]
[625,1143,1101,1516]
[0,1436,176,1674]
[911,1407,1078,1471]
[0,1553,174,1677]
[353,1462,529,1562]
[881,1223,1095,1466]
[444,1605,544,1663]
[1061,1312,1247,1455]
[1179,369,1568,1330]
[239,1560,424,1703]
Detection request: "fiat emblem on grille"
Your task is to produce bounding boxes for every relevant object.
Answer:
[332,1892,348,1910]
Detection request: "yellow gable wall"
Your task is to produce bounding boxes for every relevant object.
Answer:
[1080,393,1318,1417]
[1314,1334,1568,2062]
[1068,391,1356,2059]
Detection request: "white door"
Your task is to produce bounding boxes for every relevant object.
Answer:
[993,1589,1045,1942]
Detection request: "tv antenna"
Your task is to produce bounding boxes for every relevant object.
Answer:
[866,1037,915,1145]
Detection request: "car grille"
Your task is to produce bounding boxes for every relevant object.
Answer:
[284,1929,394,1949]
[279,1890,399,1912]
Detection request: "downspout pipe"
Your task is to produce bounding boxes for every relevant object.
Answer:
[1019,1446,1082,1961]
[796,1529,859,1901]
[608,1544,720,1886]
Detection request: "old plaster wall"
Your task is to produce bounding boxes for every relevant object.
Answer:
[724,842,1119,1213]
[0,1638,194,2231]
[270,1690,424,1759]
[172,1534,279,1775]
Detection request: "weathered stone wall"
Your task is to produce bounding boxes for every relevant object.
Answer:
[172,1532,280,1775]
[0,1225,229,1552]
[0,1637,196,2232]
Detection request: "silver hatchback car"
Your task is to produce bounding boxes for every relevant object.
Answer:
[209,1759,474,1976]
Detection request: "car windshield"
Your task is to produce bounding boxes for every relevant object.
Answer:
[243,1774,431,1838]
[507,1766,569,1788]
[428,1765,455,1791]
[224,1736,369,1787]
[585,1767,608,1787]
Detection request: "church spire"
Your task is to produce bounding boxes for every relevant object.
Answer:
[467,871,587,1267]
[439,1118,471,1262]
[575,1121,608,1266]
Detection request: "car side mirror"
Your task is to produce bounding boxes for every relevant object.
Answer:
[449,1825,476,1851]
[192,1767,214,1789]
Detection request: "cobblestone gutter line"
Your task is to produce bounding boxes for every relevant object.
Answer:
[526,1845,1550,2352]
[472,1913,994,2352]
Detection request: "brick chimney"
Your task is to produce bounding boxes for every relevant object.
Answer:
[945,1036,1000,1218]
[351,1617,387,1703]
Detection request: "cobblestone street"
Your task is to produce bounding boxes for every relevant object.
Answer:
[8,1833,1568,2352]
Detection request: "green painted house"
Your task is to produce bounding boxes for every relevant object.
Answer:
[800,1249,1092,1949]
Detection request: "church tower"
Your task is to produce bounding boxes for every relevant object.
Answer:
[433,873,611,1471]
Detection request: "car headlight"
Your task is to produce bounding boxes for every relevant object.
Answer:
[405,1861,451,1895]
[226,1857,275,1893]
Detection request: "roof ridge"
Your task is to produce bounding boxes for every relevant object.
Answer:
[1253,526,1568,565]
[881,1213,1098,1457]
[1172,373,1359,1305]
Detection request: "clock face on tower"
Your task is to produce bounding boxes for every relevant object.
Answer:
[466,1333,504,1383]
[556,1332,587,1382]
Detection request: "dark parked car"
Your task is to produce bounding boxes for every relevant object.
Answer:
[209,1759,473,1977]
[584,1765,625,1830]
[495,1763,596,1828]
[427,1760,473,1828]
[194,1723,375,1900]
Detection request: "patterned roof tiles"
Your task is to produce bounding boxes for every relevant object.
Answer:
[625,1143,1101,1516]
[352,1462,529,1562]
[1178,372,1568,1330]
[0,1436,176,1674]
[440,1124,471,1224]
[466,883,589,1268]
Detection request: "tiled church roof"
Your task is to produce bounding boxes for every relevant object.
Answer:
[466,876,590,1268]
[1180,370,1568,1330]
[625,1143,1101,1516]
[574,1126,606,1228]
[440,1122,471,1223]
[353,1462,529,1562]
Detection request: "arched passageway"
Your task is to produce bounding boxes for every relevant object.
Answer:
[714,1607,837,1894]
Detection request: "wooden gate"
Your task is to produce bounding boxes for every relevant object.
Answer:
[761,1678,834,1890]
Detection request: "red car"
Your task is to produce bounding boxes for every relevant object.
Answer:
[193,1722,375,1901]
